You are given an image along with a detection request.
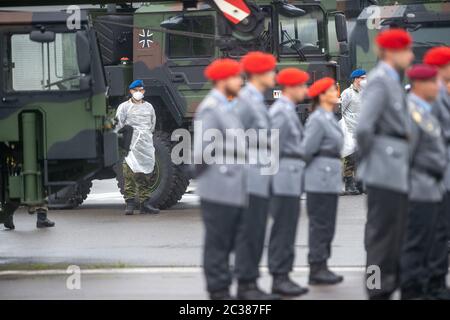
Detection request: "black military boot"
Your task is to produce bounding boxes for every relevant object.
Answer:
[140,199,160,214]
[36,209,55,228]
[124,199,136,215]
[344,177,360,195]
[209,289,234,300]
[3,214,15,230]
[272,274,309,297]
[309,262,344,285]
[401,283,425,300]
[356,180,365,194]
[237,281,281,300]
[427,277,450,300]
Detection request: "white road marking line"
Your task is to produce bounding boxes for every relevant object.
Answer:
[0,266,366,277]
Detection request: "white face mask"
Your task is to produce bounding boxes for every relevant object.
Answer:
[359,79,367,88]
[132,91,144,101]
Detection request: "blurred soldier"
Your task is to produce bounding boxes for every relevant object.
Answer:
[424,46,450,299]
[2,142,54,229]
[3,202,54,230]
[234,52,279,300]
[301,78,344,285]
[340,69,366,195]
[356,29,414,300]
[116,80,159,215]
[268,68,309,297]
[400,64,447,300]
[194,58,245,300]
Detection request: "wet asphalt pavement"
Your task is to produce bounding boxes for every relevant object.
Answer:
[0,179,371,299]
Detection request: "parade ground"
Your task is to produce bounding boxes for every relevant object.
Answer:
[0,179,376,299]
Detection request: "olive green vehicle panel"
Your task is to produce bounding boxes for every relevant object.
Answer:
[350,1,450,73]
[132,0,345,121]
[0,95,105,156]
[0,11,115,206]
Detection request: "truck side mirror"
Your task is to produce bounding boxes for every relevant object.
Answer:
[76,31,91,74]
[335,13,348,43]
[30,30,55,43]
[277,2,306,18]
[160,15,185,30]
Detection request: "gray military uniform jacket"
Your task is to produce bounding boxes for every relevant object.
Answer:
[408,94,447,202]
[300,107,343,194]
[356,62,410,193]
[193,90,247,207]
[234,83,272,198]
[269,96,305,197]
[433,84,450,191]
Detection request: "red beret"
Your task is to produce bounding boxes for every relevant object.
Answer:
[407,64,438,81]
[204,58,241,81]
[308,77,335,98]
[276,68,309,87]
[424,47,450,67]
[241,51,276,74]
[375,29,412,50]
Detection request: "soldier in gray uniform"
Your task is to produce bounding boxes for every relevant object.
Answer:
[233,51,279,300]
[301,77,344,285]
[267,68,309,297]
[193,59,245,300]
[356,29,414,300]
[399,64,447,300]
[424,47,450,299]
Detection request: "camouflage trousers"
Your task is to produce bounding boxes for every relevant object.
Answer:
[123,163,154,202]
[0,202,47,223]
[342,153,356,178]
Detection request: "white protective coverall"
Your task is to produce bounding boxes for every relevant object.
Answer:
[340,84,361,157]
[116,99,156,174]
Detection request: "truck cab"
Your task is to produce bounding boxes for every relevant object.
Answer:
[0,10,118,210]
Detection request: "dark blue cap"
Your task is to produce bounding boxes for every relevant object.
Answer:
[129,79,144,89]
[350,69,366,79]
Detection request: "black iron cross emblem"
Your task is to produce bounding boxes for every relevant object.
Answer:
[138,29,154,48]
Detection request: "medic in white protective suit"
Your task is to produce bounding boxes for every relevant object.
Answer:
[115,79,160,215]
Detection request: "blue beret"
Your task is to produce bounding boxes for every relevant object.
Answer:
[129,80,144,89]
[350,69,366,79]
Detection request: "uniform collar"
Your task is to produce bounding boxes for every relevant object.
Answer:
[245,83,265,103]
[317,105,334,116]
[350,84,360,93]
[379,61,400,82]
[211,89,230,106]
[409,93,432,113]
[279,95,296,110]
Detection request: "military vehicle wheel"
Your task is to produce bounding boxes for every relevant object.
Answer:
[115,131,190,209]
[48,181,92,210]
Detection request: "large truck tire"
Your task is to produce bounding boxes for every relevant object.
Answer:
[115,131,190,209]
[48,181,92,210]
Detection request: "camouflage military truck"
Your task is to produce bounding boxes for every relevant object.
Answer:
[347,0,450,73]
[0,0,350,212]
[0,10,121,222]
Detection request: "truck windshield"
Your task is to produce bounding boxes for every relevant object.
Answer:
[410,25,450,62]
[278,5,325,56]
[9,32,81,91]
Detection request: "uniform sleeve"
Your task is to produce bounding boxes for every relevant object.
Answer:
[340,89,351,115]
[408,118,420,161]
[115,103,127,130]
[270,108,289,152]
[299,115,324,163]
[193,108,221,167]
[356,79,387,155]
[234,99,254,130]
[149,103,156,133]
